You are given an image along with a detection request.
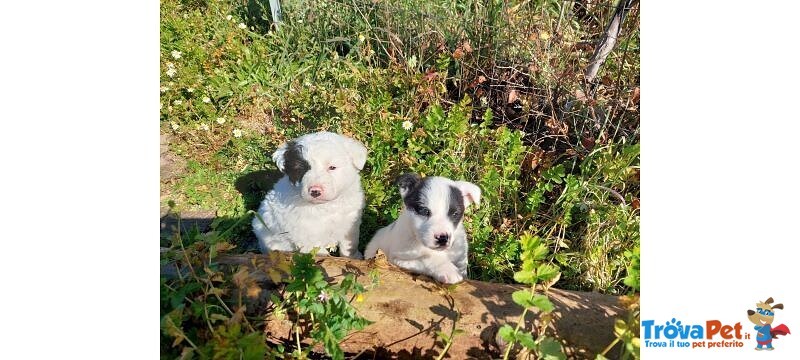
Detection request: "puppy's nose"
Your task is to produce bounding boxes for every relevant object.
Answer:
[747,310,755,316]
[309,186,323,198]
[434,233,450,246]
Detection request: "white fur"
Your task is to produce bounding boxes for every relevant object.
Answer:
[364,176,481,284]
[252,132,367,258]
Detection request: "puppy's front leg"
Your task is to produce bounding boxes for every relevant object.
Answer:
[338,219,364,259]
[261,235,297,254]
[297,243,332,256]
[393,256,463,284]
[430,259,464,284]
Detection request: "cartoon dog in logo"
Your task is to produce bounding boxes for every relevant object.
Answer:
[747,297,791,350]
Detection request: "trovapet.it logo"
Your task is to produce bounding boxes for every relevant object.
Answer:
[641,318,746,349]
[642,296,792,351]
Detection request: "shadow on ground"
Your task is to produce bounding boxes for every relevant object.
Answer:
[160,169,284,252]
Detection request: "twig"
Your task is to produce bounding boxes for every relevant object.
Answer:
[584,0,638,84]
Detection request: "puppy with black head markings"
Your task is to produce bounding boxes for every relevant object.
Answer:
[252,131,367,258]
[364,173,481,284]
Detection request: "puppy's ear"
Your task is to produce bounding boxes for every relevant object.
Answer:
[772,303,784,310]
[395,173,421,198]
[272,142,289,173]
[341,136,368,170]
[454,181,481,208]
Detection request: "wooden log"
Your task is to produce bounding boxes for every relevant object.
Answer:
[211,252,626,359]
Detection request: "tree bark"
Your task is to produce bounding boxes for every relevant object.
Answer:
[210,252,626,359]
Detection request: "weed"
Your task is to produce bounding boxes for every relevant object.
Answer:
[161,213,372,359]
[497,232,566,360]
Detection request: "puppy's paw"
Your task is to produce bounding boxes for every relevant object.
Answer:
[435,268,464,284]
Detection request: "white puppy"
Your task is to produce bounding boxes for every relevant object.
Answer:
[364,173,481,284]
[252,131,367,258]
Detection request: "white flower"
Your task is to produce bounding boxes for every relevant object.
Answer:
[186,87,194,93]
[170,122,179,131]
[202,96,211,103]
[170,50,182,59]
[173,100,182,105]
[160,86,169,93]
[232,129,243,138]
[226,15,233,21]
[402,120,413,130]
[238,22,246,29]
[216,117,226,125]
[358,34,365,43]
[317,291,329,302]
[166,68,177,78]
[407,55,417,69]
[480,96,488,107]
[198,123,210,131]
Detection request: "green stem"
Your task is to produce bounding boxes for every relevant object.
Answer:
[435,311,460,360]
[502,307,529,360]
[600,337,620,356]
[295,322,303,355]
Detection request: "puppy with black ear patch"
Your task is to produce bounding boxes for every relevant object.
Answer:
[252,132,368,259]
[364,173,481,284]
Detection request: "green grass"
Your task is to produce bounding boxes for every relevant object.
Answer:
[161,0,640,291]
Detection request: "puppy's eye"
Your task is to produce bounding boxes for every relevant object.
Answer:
[328,166,337,171]
[416,206,431,217]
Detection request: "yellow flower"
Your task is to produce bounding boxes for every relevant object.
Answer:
[355,294,364,302]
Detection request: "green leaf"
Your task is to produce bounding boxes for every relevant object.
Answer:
[516,331,535,349]
[512,290,536,308]
[538,337,566,360]
[513,270,535,285]
[498,324,516,342]
[535,263,560,282]
[309,302,325,316]
[435,330,450,342]
[531,294,555,313]
[531,243,549,261]
[614,319,628,338]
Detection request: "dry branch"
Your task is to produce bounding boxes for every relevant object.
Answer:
[209,252,626,359]
[584,0,639,83]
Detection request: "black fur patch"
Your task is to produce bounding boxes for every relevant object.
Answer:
[282,141,310,184]
[398,174,431,217]
[447,186,465,225]
[395,173,421,194]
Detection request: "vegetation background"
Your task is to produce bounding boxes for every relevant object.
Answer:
[160,0,640,358]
